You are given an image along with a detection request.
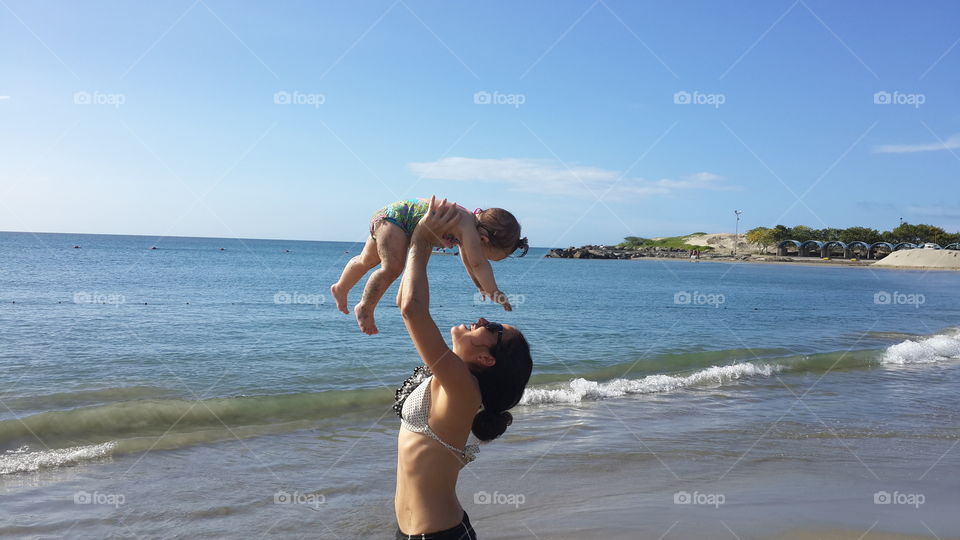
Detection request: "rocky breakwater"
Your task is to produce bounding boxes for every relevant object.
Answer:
[545,245,697,259]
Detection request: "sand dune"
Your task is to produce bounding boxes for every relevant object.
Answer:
[680,232,757,253]
[873,248,960,269]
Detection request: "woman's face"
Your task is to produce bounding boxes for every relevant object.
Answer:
[450,318,518,369]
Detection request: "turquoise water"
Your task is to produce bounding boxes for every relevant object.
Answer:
[1,231,959,538]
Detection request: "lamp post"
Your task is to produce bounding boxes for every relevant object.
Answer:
[733,210,743,257]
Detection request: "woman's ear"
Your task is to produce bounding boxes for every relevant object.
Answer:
[476,352,496,368]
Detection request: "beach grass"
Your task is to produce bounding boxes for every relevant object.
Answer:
[618,233,714,251]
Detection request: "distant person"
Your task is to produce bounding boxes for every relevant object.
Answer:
[393,198,533,540]
[331,197,528,335]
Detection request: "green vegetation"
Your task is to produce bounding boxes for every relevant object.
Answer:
[745,227,777,253]
[618,234,713,251]
[619,222,960,255]
[749,223,960,250]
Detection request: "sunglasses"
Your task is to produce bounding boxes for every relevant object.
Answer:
[483,321,504,347]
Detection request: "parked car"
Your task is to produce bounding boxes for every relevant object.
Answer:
[921,243,941,249]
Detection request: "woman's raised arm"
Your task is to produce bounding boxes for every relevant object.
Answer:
[399,197,475,389]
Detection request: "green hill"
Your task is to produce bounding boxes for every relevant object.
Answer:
[618,234,713,251]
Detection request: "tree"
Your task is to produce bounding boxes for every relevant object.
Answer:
[791,225,816,242]
[885,223,949,245]
[840,227,881,244]
[618,236,649,248]
[771,225,791,242]
[818,228,844,241]
[745,227,776,253]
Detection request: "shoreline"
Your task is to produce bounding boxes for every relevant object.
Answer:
[545,244,960,271]
[632,255,960,271]
[546,252,960,271]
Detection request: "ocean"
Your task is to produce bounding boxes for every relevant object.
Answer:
[1,231,958,539]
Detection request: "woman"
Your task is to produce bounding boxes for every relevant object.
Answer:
[394,197,533,540]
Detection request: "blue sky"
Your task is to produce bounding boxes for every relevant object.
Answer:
[1,0,958,246]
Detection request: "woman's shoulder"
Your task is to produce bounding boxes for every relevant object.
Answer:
[430,372,482,411]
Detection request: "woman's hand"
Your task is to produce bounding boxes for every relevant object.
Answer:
[414,196,460,245]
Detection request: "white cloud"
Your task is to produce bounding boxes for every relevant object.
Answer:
[407,157,737,198]
[873,134,960,154]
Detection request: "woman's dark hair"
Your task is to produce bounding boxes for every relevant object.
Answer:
[477,208,529,257]
[471,331,533,441]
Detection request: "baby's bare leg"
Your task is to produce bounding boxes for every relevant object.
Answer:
[331,236,380,314]
[355,224,408,335]
[395,272,406,308]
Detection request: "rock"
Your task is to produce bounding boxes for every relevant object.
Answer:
[544,244,703,259]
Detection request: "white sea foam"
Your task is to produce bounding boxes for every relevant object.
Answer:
[520,362,780,405]
[0,441,116,475]
[881,331,960,365]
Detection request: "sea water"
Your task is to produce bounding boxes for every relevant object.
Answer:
[1,231,958,539]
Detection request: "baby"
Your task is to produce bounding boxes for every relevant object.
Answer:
[331,198,528,335]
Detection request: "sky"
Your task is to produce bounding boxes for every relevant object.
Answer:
[1,0,959,246]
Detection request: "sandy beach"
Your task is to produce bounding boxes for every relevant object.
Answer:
[872,249,960,270]
[631,249,960,271]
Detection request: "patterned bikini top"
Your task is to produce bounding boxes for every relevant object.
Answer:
[394,366,479,464]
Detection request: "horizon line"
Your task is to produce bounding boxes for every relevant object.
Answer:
[0,230,563,249]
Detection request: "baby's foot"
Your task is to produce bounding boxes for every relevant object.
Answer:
[354,303,379,335]
[330,283,349,314]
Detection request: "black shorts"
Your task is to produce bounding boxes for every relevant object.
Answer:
[395,511,477,540]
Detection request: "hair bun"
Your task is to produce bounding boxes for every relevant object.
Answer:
[516,237,529,257]
[472,409,513,441]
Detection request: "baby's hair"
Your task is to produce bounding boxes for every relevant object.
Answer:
[476,208,528,257]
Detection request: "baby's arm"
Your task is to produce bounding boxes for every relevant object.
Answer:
[458,219,512,311]
[458,247,484,293]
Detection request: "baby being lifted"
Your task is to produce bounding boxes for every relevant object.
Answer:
[330,197,528,335]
